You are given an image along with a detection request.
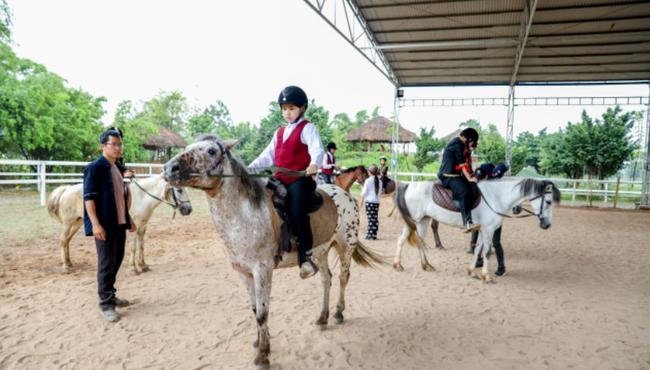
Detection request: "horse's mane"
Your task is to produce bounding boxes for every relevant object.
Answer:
[341,165,365,174]
[515,178,562,204]
[195,134,265,209]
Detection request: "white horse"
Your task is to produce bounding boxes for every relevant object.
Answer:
[47,173,193,273]
[163,134,385,369]
[394,178,561,283]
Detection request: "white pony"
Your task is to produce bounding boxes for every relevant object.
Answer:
[47,173,193,273]
[395,178,561,283]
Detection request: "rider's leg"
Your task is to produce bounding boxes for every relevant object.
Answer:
[445,177,477,230]
[285,177,318,278]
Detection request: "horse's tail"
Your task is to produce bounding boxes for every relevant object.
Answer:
[352,241,388,269]
[47,186,67,224]
[396,183,420,247]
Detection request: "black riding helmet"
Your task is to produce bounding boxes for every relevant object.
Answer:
[277,86,308,108]
[326,142,337,151]
[460,128,479,144]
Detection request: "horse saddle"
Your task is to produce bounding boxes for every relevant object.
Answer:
[266,179,332,264]
[383,180,396,195]
[431,179,481,212]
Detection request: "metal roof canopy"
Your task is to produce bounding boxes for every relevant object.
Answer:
[304,0,650,205]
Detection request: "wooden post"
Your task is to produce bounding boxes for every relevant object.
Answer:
[589,175,593,207]
[613,176,621,209]
[571,180,577,206]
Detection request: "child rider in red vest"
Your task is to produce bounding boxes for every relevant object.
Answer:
[249,86,325,279]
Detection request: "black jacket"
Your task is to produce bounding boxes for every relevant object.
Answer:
[83,155,131,236]
[438,137,472,179]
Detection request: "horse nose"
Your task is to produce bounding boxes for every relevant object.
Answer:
[166,160,180,174]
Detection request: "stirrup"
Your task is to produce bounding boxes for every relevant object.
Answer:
[299,256,319,279]
[463,222,481,234]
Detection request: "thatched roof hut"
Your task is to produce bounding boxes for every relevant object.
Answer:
[345,116,418,143]
[442,128,463,141]
[143,128,188,151]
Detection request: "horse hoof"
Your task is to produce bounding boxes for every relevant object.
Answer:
[61,267,70,274]
[422,263,435,272]
[485,280,496,285]
[141,266,151,272]
[131,270,140,275]
[393,263,404,272]
[466,266,473,276]
[256,364,270,370]
[334,317,344,325]
[472,276,480,280]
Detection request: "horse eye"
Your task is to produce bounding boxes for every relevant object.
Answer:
[546,200,552,205]
[208,148,216,156]
[177,189,183,193]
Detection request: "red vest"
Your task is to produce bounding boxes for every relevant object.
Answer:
[274,120,311,185]
[321,153,335,176]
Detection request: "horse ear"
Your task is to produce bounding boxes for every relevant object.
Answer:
[545,184,553,193]
[223,138,241,152]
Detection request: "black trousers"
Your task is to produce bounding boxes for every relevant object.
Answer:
[95,227,126,309]
[380,177,390,191]
[441,176,478,223]
[470,226,505,269]
[285,177,316,266]
[320,172,334,184]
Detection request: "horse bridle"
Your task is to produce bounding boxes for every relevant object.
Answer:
[339,169,365,185]
[528,191,552,220]
[166,187,191,208]
[206,141,226,176]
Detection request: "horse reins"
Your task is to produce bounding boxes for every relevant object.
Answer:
[129,176,187,219]
[478,188,552,219]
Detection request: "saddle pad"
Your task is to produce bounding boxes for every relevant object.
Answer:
[384,180,396,195]
[431,180,481,212]
[270,189,338,251]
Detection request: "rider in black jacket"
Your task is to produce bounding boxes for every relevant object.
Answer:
[437,128,480,232]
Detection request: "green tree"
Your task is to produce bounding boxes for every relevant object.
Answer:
[113,100,158,162]
[0,44,106,163]
[517,128,547,173]
[371,106,380,119]
[479,124,526,175]
[564,107,638,180]
[539,130,582,179]
[1,0,12,43]
[412,126,445,174]
[142,90,188,132]
[185,100,233,140]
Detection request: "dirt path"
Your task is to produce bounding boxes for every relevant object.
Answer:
[1,197,649,369]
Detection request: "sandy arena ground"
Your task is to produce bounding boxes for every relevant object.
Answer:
[1,193,649,370]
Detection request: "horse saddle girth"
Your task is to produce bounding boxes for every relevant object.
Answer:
[268,188,338,259]
[431,179,481,212]
[384,180,396,195]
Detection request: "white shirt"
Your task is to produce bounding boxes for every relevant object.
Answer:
[361,175,382,204]
[322,152,335,169]
[249,118,324,170]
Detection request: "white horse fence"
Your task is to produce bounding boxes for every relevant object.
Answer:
[0,159,164,206]
[0,160,643,207]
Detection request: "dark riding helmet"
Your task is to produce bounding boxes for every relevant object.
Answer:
[460,128,479,144]
[368,164,379,175]
[327,142,337,150]
[277,86,308,108]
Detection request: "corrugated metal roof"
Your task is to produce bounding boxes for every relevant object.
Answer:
[351,0,650,85]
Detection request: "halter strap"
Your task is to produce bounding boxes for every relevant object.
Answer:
[479,188,553,219]
[206,141,225,175]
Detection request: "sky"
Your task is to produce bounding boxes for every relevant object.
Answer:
[9,0,650,141]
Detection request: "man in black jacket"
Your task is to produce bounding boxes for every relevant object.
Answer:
[437,128,480,232]
[83,128,136,322]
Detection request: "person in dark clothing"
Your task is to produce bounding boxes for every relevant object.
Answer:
[248,86,325,280]
[437,128,480,232]
[468,163,508,276]
[379,156,390,191]
[84,127,137,322]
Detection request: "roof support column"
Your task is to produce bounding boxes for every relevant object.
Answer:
[640,82,650,206]
[391,87,401,178]
[505,0,537,175]
[505,86,516,176]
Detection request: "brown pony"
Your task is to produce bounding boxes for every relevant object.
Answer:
[333,165,368,193]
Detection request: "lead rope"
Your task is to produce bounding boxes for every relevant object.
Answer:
[130,176,180,220]
[478,188,543,219]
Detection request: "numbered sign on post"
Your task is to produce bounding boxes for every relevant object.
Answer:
[392,158,397,167]
[505,159,511,167]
